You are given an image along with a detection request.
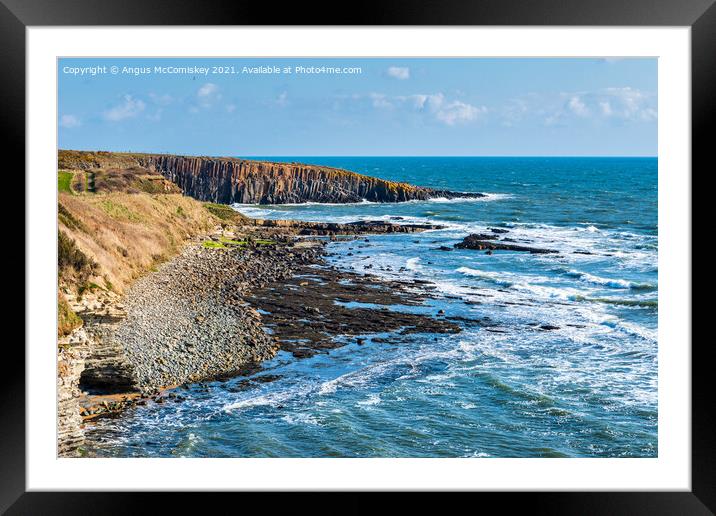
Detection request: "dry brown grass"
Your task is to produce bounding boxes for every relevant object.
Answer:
[58,192,219,294]
[58,150,142,170]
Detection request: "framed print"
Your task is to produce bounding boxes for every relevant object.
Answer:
[5,0,713,512]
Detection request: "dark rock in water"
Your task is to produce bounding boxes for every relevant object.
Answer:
[573,250,593,255]
[485,250,493,255]
[489,228,510,234]
[247,263,461,358]
[436,246,453,251]
[454,234,558,254]
[540,324,560,331]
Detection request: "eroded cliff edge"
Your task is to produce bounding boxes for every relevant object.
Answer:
[59,150,484,204]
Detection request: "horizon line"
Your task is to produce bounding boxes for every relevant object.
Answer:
[59,149,657,159]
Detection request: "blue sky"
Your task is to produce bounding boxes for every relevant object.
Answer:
[58,58,657,157]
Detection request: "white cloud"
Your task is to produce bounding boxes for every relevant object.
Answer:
[386,66,410,80]
[59,114,80,128]
[603,87,657,121]
[437,101,487,125]
[568,96,590,117]
[197,83,218,98]
[369,92,393,109]
[599,101,613,116]
[354,91,486,125]
[103,95,146,121]
[505,87,657,127]
[403,93,487,125]
[567,88,657,122]
[196,83,221,108]
[275,91,289,107]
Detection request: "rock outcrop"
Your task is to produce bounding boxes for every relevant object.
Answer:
[454,233,559,254]
[57,331,90,456]
[80,319,138,393]
[58,151,483,204]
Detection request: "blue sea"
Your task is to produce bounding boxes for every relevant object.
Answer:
[84,157,658,458]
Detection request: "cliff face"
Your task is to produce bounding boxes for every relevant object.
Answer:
[59,150,483,204]
[58,332,90,457]
[135,154,483,204]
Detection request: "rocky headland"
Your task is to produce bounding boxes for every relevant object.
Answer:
[59,150,484,204]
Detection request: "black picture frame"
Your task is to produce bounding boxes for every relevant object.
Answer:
[4,0,711,513]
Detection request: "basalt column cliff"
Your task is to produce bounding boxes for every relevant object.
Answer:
[136,154,483,204]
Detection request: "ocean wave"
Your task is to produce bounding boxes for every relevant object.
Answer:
[423,193,512,203]
[282,413,320,425]
[232,194,506,211]
[223,390,295,411]
[576,309,658,343]
[607,320,658,342]
[406,257,422,270]
[454,266,575,300]
[357,394,382,407]
[570,295,657,308]
[565,270,655,290]
[456,267,514,287]
[480,221,656,261]
[230,205,278,218]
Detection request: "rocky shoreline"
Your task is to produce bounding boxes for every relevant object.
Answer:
[59,218,460,456]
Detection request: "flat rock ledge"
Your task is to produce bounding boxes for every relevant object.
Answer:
[253,218,445,235]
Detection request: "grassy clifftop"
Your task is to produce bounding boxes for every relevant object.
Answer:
[58,192,222,293]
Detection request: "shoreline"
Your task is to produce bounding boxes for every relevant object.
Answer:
[59,217,459,455]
